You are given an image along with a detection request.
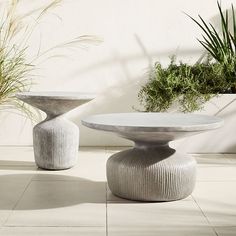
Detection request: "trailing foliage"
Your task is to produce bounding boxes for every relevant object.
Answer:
[138,58,234,112]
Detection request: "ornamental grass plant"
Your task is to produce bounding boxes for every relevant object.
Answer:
[0,0,100,119]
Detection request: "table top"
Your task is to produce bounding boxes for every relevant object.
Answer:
[16,92,96,100]
[16,92,96,116]
[82,113,223,133]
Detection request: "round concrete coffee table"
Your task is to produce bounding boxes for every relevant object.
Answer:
[82,113,223,201]
[16,92,95,170]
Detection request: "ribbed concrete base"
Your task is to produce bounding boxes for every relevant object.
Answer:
[33,116,79,170]
[107,145,196,202]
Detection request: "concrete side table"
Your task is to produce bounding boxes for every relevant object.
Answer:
[16,92,95,170]
[82,113,223,201]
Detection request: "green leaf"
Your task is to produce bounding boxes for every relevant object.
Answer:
[231,3,236,52]
[217,1,233,51]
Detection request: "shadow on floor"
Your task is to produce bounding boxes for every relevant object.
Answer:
[0,160,36,170]
[0,174,106,210]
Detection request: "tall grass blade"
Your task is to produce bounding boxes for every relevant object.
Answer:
[232,4,236,52]
[0,0,100,120]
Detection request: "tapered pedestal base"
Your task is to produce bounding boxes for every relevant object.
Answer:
[33,117,79,170]
[107,145,196,202]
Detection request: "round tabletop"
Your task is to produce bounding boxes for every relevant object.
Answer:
[16,92,96,116]
[82,113,223,142]
[82,113,223,132]
[16,91,96,101]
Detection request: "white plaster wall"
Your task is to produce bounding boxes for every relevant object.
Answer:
[0,0,235,152]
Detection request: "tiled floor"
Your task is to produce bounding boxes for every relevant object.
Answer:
[0,147,235,235]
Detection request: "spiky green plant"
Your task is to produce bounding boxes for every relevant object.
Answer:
[0,0,101,119]
[187,1,236,90]
[188,1,236,64]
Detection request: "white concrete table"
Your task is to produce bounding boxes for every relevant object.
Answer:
[16,92,95,170]
[82,113,223,201]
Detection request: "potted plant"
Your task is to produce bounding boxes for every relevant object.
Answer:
[138,1,236,152]
[139,1,236,113]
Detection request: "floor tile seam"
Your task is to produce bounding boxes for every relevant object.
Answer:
[197,164,236,166]
[223,153,236,157]
[105,184,108,236]
[213,226,236,229]
[0,163,107,168]
[196,180,236,182]
[12,176,34,210]
[197,167,236,168]
[2,225,106,228]
[0,146,33,148]
[106,201,137,204]
[30,179,108,182]
[30,179,94,182]
[189,153,230,155]
[0,163,37,165]
[2,175,34,226]
[191,195,219,236]
[80,148,106,153]
[105,146,130,150]
[197,167,236,169]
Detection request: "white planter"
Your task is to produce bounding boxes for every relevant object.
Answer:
[171,94,236,153]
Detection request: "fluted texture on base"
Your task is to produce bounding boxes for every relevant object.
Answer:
[33,116,79,170]
[107,146,196,201]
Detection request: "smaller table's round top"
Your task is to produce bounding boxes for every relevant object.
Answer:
[82,113,223,143]
[16,92,96,100]
[16,92,96,116]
